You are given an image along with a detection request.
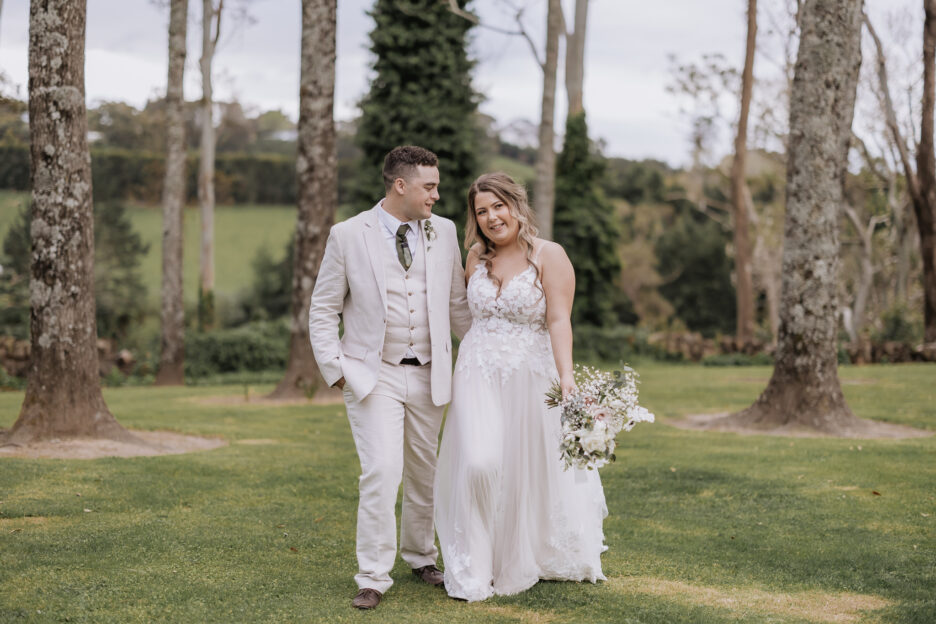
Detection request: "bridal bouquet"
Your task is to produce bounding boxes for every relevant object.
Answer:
[545,365,654,471]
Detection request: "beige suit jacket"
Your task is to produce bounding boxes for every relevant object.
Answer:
[308,204,472,406]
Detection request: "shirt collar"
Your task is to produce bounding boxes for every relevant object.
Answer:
[378,201,419,237]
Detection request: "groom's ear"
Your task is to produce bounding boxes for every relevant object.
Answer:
[392,177,407,196]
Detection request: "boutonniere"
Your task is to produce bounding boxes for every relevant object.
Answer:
[424,220,437,250]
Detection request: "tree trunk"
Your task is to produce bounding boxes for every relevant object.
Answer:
[916,0,936,342]
[725,0,864,435]
[155,0,188,386]
[533,0,561,241]
[564,0,588,117]
[843,205,882,341]
[269,0,336,399]
[2,0,133,446]
[731,0,756,346]
[197,0,220,331]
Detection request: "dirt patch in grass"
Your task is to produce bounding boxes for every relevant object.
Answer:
[609,576,891,623]
[0,430,227,460]
[672,412,932,439]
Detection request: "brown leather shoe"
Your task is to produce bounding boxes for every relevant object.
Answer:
[352,588,382,609]
[412,564,444,586]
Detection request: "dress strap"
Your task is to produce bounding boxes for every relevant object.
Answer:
[531,241,545,266]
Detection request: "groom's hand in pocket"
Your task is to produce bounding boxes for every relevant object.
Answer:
[333,377,346,390]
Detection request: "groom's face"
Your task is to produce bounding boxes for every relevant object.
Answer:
[399,165,440,221]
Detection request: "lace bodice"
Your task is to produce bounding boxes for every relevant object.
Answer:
[456,262,556,383]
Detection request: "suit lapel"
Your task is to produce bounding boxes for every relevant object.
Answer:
[420,219,434,306]
[362,208,387,310]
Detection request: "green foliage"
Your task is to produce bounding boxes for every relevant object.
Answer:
[0,198,30,338]
[0,145,296,204]
[701,352,774,366]
[93,202,150,342]
[655,212,736,337]
[355,0,479,227]
[241,239,294,322]
[573,324,682,363]
[602,158,671,204]
[554,113,623,328]
[0,201,149,344]
[873,303,924,344]
[183,321,289,378]
[0,145,29,190]
[0,363,934,621]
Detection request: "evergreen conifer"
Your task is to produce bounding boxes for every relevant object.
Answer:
[355,0,479,228]
[554,113,622,327]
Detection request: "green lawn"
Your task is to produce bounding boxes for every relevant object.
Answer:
[1,363,934,622]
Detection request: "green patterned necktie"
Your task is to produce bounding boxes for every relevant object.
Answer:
[396,223,413,270]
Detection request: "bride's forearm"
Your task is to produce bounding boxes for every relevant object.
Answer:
[548,318,574,379]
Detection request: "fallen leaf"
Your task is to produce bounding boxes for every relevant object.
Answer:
[9,528,22,533]
[83,508,92,512]
[922,513,930,518]
[872,491,881,496]
[314,516,324,523]
[276,524,285,528]
[670,467,677,472]
[289,547,298,553]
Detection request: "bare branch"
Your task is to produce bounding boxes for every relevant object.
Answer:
[443,0,479,24]
[514,8,544,69]
[864,12,922,206]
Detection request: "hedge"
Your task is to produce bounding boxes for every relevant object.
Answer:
[0,145,296,204]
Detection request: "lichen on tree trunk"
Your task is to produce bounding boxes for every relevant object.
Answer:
[3,0,134,446]
[155,0,188,386]
[724,0,866,435]
[268,0,336,399]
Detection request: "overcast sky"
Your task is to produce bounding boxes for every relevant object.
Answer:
[0,0,923,166]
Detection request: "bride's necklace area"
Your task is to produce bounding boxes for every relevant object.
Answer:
[488,244,533,297]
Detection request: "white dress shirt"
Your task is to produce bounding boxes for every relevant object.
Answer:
[378,201,422,257]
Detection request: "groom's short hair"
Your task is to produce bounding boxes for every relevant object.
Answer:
[383,146,439,192]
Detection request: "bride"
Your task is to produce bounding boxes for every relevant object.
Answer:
[434,172,608,602]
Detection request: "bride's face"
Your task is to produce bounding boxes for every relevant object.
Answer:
[473,191,519,246]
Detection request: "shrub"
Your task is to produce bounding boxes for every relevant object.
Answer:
[573,324,681,364]
[184,321,289,379]
[701,352,774,367]
[0,145,296,204]
[873,304,923,344]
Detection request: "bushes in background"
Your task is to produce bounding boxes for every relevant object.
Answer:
[0,145,296,204]
[183,321,290,379]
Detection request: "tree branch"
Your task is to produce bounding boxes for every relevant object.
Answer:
[863,12,922,207]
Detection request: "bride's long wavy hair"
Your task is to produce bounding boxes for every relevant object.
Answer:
[464,172,541,292]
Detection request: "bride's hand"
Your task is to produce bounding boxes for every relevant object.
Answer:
[560,372,576,399]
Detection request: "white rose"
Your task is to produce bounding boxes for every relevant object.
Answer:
[580,423,609,454]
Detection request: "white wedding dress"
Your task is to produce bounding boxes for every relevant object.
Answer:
[434,259,608,602]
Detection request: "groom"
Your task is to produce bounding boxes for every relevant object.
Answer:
[308,146,472,609]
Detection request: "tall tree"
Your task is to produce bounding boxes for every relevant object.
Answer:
[731,0,757,345]
[2,0,133,445]
[532,0,561,240]
[554,113,621,327]
[269,0,336,399]
[563,0,589,118]
[724,0,865,434]
[198,0,222,330]
[916,0,936,342]
[155,0,189,386]
[355,0,477,228]
[865,8,936,342]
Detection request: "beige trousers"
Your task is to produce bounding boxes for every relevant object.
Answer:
[343,360,443,593]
